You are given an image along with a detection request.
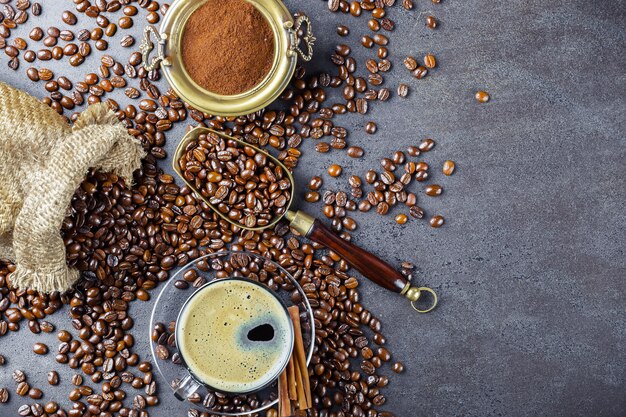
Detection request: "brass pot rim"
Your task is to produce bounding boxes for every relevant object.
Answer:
[143,0,302,117]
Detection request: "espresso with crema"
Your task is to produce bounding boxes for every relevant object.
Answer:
[176,279,293,393]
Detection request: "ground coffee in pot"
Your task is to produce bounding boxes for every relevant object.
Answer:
[181,0,275,96]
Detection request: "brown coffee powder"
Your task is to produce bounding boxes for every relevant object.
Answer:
[181,0,275,96]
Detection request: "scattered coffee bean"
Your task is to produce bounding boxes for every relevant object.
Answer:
[443,160,456,175]
[412,66,428,79]
[430,215,445,227]
[308,176,323,190]
[419,138,435,152]
[62,10,77,25]
[13,370,26,383]
[426,15,438,29]
[328,164,343,177]
[424,53,437,69]
[475,90,490,102]
[347,146,364,158]
[0,388,8,403]
[397,83,409,97]
[395,214,408,224]
[47,371,59,385]
[403,56,417,71]
[33,342,48,355]
[392,362,405,373]
[425,184,443,196]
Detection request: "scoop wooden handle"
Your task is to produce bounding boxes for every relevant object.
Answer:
[307,219,407,293]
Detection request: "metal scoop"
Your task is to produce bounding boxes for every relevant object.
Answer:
[173,127,438,313]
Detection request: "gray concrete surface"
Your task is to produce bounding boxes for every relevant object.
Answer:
[1,1,625,416]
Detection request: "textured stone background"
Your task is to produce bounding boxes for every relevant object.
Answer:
[1,1,625,416]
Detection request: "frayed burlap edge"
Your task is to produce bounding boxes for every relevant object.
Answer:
[0,82,145,293]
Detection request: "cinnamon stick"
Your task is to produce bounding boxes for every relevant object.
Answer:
[293,356,307,410]
[287,354,298,401]
[278,367,292,417]
[288,306,312,409]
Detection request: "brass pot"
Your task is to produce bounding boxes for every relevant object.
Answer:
[140,0,315,117]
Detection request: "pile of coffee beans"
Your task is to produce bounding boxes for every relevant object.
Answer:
[178,132,292,229]
[0,0,451,416]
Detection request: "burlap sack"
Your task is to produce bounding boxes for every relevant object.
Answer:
[0,81,145,293]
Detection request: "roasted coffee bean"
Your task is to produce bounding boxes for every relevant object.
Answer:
[17,405,30,416]
[475,90,490,102]
[308,176,323,190]
[13,370,26,383]
[47,371,59,385]
[4,45,18,57]
[62,10,77,25]
[443,160,456,175]
[381,18,395,31]
[23,50,35,62]
[57,330,71,342]
[429,215,445,227]
[395,214,408,224]
[398,84,409,97]
[419,138,435,152]
[26,67,39,81]
[119,16,133,29]
[120,35,135,47]
[0,388,8,403]
[365,121,377,134]
[304,191,320,203]
[44,402,58,414]
[29,26,43,41]
[368,19,380,31]
[415,170,429,182]
[60,30,74,41]
[347,146,364,158]
[13,37,26,50]
[407,146,420,157]
[28,387,43,399]
[16,381,29,396]
[412,66,428,79]
[33,342,48,354]
[71,374,83,386]
[376,202,389,215]
[350,1,362,16]
[424,53,437,69]
[328,164,342,177]
[337,25,349,36]
[403,56,417,71]
[69,53,84,66]
[426,15,438,29]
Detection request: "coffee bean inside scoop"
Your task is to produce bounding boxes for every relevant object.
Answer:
[179,132,292,228]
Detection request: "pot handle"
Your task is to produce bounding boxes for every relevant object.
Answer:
[287,15,315,62]
[140,25,169,71]
[286,210,438,313]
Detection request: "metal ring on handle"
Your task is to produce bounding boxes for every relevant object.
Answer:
[140,25,168,71]
[290,15,315,61]
[410,287,438,314]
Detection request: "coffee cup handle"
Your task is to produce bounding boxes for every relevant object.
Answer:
[173,374,201,401]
